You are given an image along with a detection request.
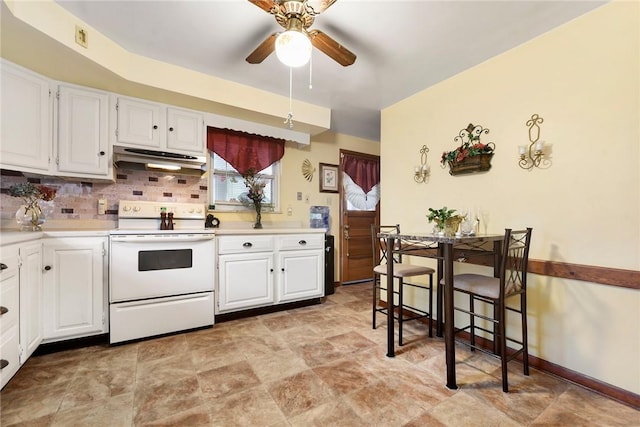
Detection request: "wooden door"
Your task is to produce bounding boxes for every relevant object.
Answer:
[339,150,380,284]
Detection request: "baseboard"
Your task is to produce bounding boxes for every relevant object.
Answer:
[380,301,639,409]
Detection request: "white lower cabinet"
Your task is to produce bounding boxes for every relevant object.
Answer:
[216,233,324,314]
[1,240,43,389]
[19,242,43,362]
[42,237,108,341]
[1,245,21,389]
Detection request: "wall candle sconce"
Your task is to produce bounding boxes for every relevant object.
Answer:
[414,145,430,183]
[519,114,545,170]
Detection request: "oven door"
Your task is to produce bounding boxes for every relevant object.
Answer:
[110,233,215,302]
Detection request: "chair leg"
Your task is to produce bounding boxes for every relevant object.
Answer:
[499,304,509,392]
[493,302,501,355]
[372,275,377,330]
[398,278,404,346]
[521,293,530,376]
[428,274,433,338]
[469,295,476,351]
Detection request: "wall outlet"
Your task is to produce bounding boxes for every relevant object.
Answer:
[287,206,292,216]
[297,192,302,201]
[97,199,107,215]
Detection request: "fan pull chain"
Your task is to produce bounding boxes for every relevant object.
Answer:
[284,66,294,129]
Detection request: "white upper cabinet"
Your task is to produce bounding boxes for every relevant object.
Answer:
[167,107,204,154]
[0,60,52,173]
[115,96,164,148]
[56,84,111,177]
[116,97,204,156]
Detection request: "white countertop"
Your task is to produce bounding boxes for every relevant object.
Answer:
[213,228,326,235]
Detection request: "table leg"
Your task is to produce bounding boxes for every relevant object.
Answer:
[436,244,444,337]
[386,236,395,358]
[492,239,502,354]
[443,242,457,389]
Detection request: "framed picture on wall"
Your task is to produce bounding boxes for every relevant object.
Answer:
[319,163,339,193]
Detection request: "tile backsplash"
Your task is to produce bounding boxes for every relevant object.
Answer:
[0,168,208,222]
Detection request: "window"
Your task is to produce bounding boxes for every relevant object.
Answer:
[209,152,279,212]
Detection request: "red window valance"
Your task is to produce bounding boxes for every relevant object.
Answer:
[341,153,380,194]
[207,127,285,175]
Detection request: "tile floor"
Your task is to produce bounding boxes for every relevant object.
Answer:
[1,283,638,426]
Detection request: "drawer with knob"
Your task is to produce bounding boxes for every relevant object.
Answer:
[218,235,274,254]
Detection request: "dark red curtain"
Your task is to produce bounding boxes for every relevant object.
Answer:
[207,127,285,175]
[341,153,380,193]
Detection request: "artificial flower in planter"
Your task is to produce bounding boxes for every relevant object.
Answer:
[441,123,495,175]
[427,206,464,236]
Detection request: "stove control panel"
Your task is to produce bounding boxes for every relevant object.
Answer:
[118,200,205,220]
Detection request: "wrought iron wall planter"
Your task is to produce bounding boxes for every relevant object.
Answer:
[442,123,495,176]
[448,152,494,175]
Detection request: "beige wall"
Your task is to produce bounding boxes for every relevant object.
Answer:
[381,2,639,394]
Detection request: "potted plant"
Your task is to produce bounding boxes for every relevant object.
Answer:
[441,123,495,175]
[427,206,464,236]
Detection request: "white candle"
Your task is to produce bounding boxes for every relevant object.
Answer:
[535,141,543,152]
[415,166,420,173]
[422,164,429,172]
[518,146,526,155]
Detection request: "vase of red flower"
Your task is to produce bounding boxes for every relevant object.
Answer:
[240,168,267,229]
[9,183,57,231]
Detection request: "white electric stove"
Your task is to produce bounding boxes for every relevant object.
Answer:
[109,200,215,344]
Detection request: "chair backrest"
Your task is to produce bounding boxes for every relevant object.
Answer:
[371,224,401,267]
[500,228,533,298]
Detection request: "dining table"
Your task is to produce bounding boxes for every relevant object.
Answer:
[378,230,504,390]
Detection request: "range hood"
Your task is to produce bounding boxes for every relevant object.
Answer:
[113,146,207,174]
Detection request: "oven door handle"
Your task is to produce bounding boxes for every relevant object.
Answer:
[111,234,214,243]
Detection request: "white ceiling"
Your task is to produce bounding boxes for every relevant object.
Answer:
[54,0,605,142]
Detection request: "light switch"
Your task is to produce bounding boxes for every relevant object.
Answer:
[297,192,302,201]
[98,199,107,215]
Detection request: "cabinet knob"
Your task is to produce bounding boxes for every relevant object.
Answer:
[281,268,285,272]
[44,265,52,271]
[153,125,158,130]
[0,359,8,370]
[270,268,274,273]
[298,240,307,246]
[242,242,253,248]
[169,127,174,132]
[99,151,106,156]
[0,306,7,316]
[0,263,7,271]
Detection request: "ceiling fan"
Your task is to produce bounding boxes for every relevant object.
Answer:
[246,0,356,67]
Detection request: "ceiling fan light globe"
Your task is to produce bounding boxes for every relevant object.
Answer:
[275,30,312,67]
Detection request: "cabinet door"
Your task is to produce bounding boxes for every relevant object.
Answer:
[57,85,110,176]
[0,60,51,172]
[116,97,164,148]
[217,252,274,313]
[19,242,43,362]
[277,249,324,303]
[166,107,204,154]
[42,237,107,340]
[1,245,21,389]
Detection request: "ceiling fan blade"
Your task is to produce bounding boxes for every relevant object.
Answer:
[246,33,278,64]
[308,30,356,67]
[248,0,276,13]
[314,0,337,14]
